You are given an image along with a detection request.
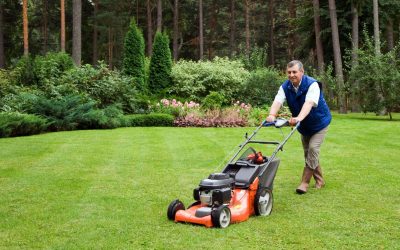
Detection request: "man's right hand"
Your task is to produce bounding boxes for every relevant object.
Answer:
[266,114,277,123]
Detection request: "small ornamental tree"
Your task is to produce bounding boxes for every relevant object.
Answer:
[123,18,146,92]
[349,34,400,120]
[148,32,173,93]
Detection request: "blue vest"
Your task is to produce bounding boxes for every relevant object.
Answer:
[282,75,331,136]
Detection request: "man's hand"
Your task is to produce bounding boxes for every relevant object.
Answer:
[289,117,300,126]
[266,114,277,123]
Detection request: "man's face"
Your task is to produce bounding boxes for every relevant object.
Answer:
[287,64,304,86]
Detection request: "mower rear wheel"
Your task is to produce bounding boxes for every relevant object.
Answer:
[254,188,273,216]
[211,205,231,228]
[167,199,185,220]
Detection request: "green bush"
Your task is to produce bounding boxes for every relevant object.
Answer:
[59,63,141,113]
[124,113,174,127]
[0,91,44,113]
[148,32,173,93]
[0,112,48,137]
[170,57,250,102]
[236,45,268,71]
[26,95,124,131]
[33,52,74,86]
[0,69,18,98]
[237,67,285,106]
[202,91,225,110]
[123,18,146,92]
[10,55,36,86]
[9,52,74,88]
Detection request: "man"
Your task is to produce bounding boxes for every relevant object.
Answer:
[266,60,331,194]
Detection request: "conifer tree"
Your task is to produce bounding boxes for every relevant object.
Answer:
[123,18,145,91]
[148,32,172,93]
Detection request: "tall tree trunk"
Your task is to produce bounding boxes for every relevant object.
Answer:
[373,0,380,55]
[173,0,179,61]
[245,0,250,57]
[157,0,162,32]
[208,0,218,59]
[108,27,113,69]
[313,0,324,73]
[328,0,346,113]
[0,3,5,68]
[60,0,65,52]
[288,0,296,60]
[92,0,98,65]
[199,0,203,60]
[41,0,48,54]
[229,0,236,57]
[267,0,275,65]
[72,0,82,65]
[23,0,29,56]
[136,0,139,25]
[386,18,394,51]
[351,1,360,112]
[373,0,385,115]
[146,0,153,56]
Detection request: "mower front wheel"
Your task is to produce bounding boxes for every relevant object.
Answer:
[254,188,273,216]
[211,205,231,228]
[167,199,185,220]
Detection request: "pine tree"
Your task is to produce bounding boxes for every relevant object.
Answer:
[148,32,172,93]
[123,18,146,91]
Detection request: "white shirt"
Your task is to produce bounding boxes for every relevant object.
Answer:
[274,81,320,107]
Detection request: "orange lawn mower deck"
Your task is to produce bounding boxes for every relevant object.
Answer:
[167,119,299,228]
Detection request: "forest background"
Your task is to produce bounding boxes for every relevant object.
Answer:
[0,0,400,137]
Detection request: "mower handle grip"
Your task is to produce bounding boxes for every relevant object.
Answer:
[262,118,295,128]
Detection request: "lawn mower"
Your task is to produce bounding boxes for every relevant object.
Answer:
[167,118,299,228]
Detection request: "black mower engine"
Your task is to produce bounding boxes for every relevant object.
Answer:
[194,173,234,207]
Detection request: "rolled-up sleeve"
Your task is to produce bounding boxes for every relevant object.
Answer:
[274,86,286,104]
[306,82,320,107]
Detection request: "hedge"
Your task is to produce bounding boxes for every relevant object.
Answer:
[0,112,48,138]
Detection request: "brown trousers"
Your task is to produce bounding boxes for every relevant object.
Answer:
[301,126,328,170]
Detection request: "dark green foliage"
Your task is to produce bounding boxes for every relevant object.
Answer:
[11,55,36,86]
[123,19,146,92]
[33,52,75,86]
[0,112,48,137]
[236,45,268,71]
[124,113,174,127]
[202,91,225,110]
[236,68,285,106]
[59,63,141,113]
[10,52,74,87]
[148,32,173,93]
[26,95,124,131]
[0,69,17,98]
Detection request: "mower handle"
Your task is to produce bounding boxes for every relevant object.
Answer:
[263,118,295,128]
[227,119,299,165]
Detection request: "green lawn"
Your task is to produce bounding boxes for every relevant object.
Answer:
[1,113,399,249]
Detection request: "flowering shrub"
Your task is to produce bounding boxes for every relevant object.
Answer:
[152,98,256,127]
[151,98,200,117]
[175,101,252,127]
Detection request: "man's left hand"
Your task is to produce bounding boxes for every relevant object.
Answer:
[289,117,300,126]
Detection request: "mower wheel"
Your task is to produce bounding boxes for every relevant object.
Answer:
[211,205,231,228]
[254,188,273,216]
[167,199,185,220]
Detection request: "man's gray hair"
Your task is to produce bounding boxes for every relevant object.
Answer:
[287,60,304,71]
